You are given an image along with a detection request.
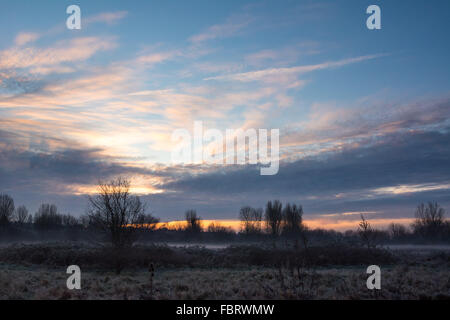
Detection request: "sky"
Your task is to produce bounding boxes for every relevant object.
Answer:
[0,0,449,230]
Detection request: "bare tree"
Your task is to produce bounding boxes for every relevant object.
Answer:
[239,206,263,235]
[0,194,15,226]
[265,200,283,237]
[15,205,30,225]
[239,206,252,234]
[62,214,80,227]
[282,203,304,236]
[282,203,305,248]
[34,204,62,230]
[87,177,154,249]
[412,202,446,239]
[388,223,408,240]
[207,222,234,240]
[358,214,379,249]
[135,213,159,230]
[79,214,92,228]
[185,209,202,234]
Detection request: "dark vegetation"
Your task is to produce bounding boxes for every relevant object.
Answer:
[0,178,449,275]
[0,189,448,245]
[0,242,397,270]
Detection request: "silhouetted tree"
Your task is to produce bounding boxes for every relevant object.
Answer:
[0,194,15,226]
[87,177,157,274]
[412,202,446,240]
[282,203,303,236]
[206,222,224,233]
[79,214,92,228]
[265,200,283,237]
[135,213,159,230]
[358,214,379,249]
[34,204,62,230]
[282,203,305,248]
[61,214,80,227]
[388,223,408,241]
[239,206,263,235]
[185,209,202,234]
[88,177,153,248]
[207,222,234,240]
[15,205,30,225]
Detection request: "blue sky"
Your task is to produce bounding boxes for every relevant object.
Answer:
[0,0,449,229]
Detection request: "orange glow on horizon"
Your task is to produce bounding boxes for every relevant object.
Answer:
[152,217,416,232]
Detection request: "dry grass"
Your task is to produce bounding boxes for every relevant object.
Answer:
[0,242,448,300]
[0,264,448,300]
[0,242,396,269]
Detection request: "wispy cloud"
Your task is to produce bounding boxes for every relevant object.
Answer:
[14,32,40,46]
[205,54,387,82]
[281,96,450,158]
[189,14,254,43]
[1,2,449,221]
[372,183,450,196]
[136,50,179,67]
[84,11,128,25]
[319,211,379,218]
[7,10,128,51]
[0,37,117,71]
[245,42,320,67]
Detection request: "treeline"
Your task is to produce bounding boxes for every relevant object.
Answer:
[171,200,450,245]
[0,194,87,241]
[351,202,450,246]
[0,195,85,229]
[176,200,306,245]
[0,188,449,244]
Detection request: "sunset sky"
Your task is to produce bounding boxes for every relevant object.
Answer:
[1,0,449,230]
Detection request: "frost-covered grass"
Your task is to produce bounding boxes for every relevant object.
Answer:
[0,264,449,300]
[0,242,448,300]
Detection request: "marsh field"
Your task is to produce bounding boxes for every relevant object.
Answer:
[0,242,449,300]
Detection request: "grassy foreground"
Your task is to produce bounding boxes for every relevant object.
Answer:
[0,243,449,300]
